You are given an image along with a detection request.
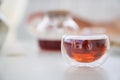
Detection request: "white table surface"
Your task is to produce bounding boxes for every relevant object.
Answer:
[0,40,120,80]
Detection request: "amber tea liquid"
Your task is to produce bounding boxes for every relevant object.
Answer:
[63,39,107,63]
[38,40,61,51]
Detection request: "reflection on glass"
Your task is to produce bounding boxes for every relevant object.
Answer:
[61,34,110,67]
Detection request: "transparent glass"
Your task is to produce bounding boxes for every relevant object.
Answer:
[61,34,110,67]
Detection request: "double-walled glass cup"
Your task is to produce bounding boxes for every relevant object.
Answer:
[61,34,110,67]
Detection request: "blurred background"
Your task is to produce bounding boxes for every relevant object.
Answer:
[0,0,120,80]
[1,0,120,52]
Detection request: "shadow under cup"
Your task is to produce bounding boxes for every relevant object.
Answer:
[61,34,110,67]
[65,67,109,80]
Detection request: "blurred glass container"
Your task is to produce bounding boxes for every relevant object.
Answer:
[27,11,80,51]
[26,0,120,51]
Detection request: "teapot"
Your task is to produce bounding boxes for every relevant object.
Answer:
[27,11,80,51]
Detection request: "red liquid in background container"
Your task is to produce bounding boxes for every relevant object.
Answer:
[63,39,107,63]
[38,40,61,51]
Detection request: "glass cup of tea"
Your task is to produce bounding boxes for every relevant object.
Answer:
[61,34,110,67]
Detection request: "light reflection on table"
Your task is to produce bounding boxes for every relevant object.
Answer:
[0,40,119,80]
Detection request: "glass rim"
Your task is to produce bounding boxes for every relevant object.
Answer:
[62,34,109,40]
